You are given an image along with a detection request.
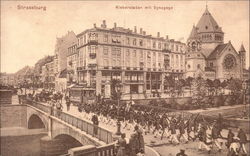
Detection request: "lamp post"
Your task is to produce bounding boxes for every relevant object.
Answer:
[115,82,122,136]
[242,80,246,109]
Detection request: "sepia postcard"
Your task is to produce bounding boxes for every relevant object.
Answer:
[0,1,249,156]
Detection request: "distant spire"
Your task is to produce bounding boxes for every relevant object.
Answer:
[239,43,246,52]
[206,1,208,10]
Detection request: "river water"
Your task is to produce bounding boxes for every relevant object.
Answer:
[0,134,47,156]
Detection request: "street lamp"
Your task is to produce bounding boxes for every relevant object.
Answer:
[115,82,122,136]
[242,80,247,109]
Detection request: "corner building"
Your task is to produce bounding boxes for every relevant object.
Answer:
[76,21,185,99]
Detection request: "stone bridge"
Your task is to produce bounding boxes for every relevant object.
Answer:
[1,101,160,156]
[1,102,113,156]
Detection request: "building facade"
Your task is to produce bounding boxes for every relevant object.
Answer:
[76,20,185,99]
[185,6,247,81]
[55,31,78,74]
[67,44,78,84]
[42,59,55,89]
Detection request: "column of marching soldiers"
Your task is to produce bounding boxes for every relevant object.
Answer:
[17,88,248,156]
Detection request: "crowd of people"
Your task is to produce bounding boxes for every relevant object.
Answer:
[76,99,248,156]
[14,87,248,156]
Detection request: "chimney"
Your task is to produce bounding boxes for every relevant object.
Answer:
[114,22,117,28]
[166,35,169,40]
[157,32,160,38]
[134,26,137,33]
[93,23,96,28]
[143,31,146,35]
[140,28,143,34]
[102,20,106,28]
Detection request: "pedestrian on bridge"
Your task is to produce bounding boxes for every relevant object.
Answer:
[116,133,127,156]
[65,95,71,111]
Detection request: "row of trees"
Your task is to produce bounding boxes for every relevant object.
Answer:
[164,76,244,97]
[150,77,247,110]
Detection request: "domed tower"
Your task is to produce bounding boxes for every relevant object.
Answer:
[195,6,224,58]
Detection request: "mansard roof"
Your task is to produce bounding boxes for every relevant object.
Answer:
[196,7,223,34]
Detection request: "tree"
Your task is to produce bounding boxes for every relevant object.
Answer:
[185,77,194,96]
[164,75,175,91]
[110,79,122,101]
[206,79,214,95]
[221,80,228,93]
[227,78,243,105]
[191,77,208,109]
[213,79,221,95]
[176,79,186,96]
[227,78,242,95]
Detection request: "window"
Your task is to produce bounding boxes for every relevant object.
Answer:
[158,43,161,49]
[133,50,136,57]
[111,35,121,44]
[164,43,167,49]
[153,42,156,48]
[103,34,108,42]
[205,26,208,29]
[210,62,213,67]
[187,64,191,69]
[126,49,130,56]
[176,45,179,52]
[130,84,139,93]
[126,38,130,45]
[133,39,137,45]
[103,47,108,56]
[84,35,86,44]
[139,50,143,59]
[89,33,98,41]
[139,40,143,46]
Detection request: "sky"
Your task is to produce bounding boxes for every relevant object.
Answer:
[1,1,249,73]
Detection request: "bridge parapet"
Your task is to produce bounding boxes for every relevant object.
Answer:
[68,143,115,156]
[26,99,113,144]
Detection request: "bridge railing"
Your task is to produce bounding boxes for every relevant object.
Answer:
[25,99,113,144]
[67,143,116,156]
[53,109,113,144]
[26,99,51,114]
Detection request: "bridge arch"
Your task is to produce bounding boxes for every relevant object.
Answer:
[54,134,83,154]
[26,106,49,130]
[28,114,46,129]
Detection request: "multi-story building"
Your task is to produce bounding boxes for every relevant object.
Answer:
[0,73,16,86]
[42,59,55,89]
[76,20,185,99]
[67,43,78,84]
[55,31,78,74]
